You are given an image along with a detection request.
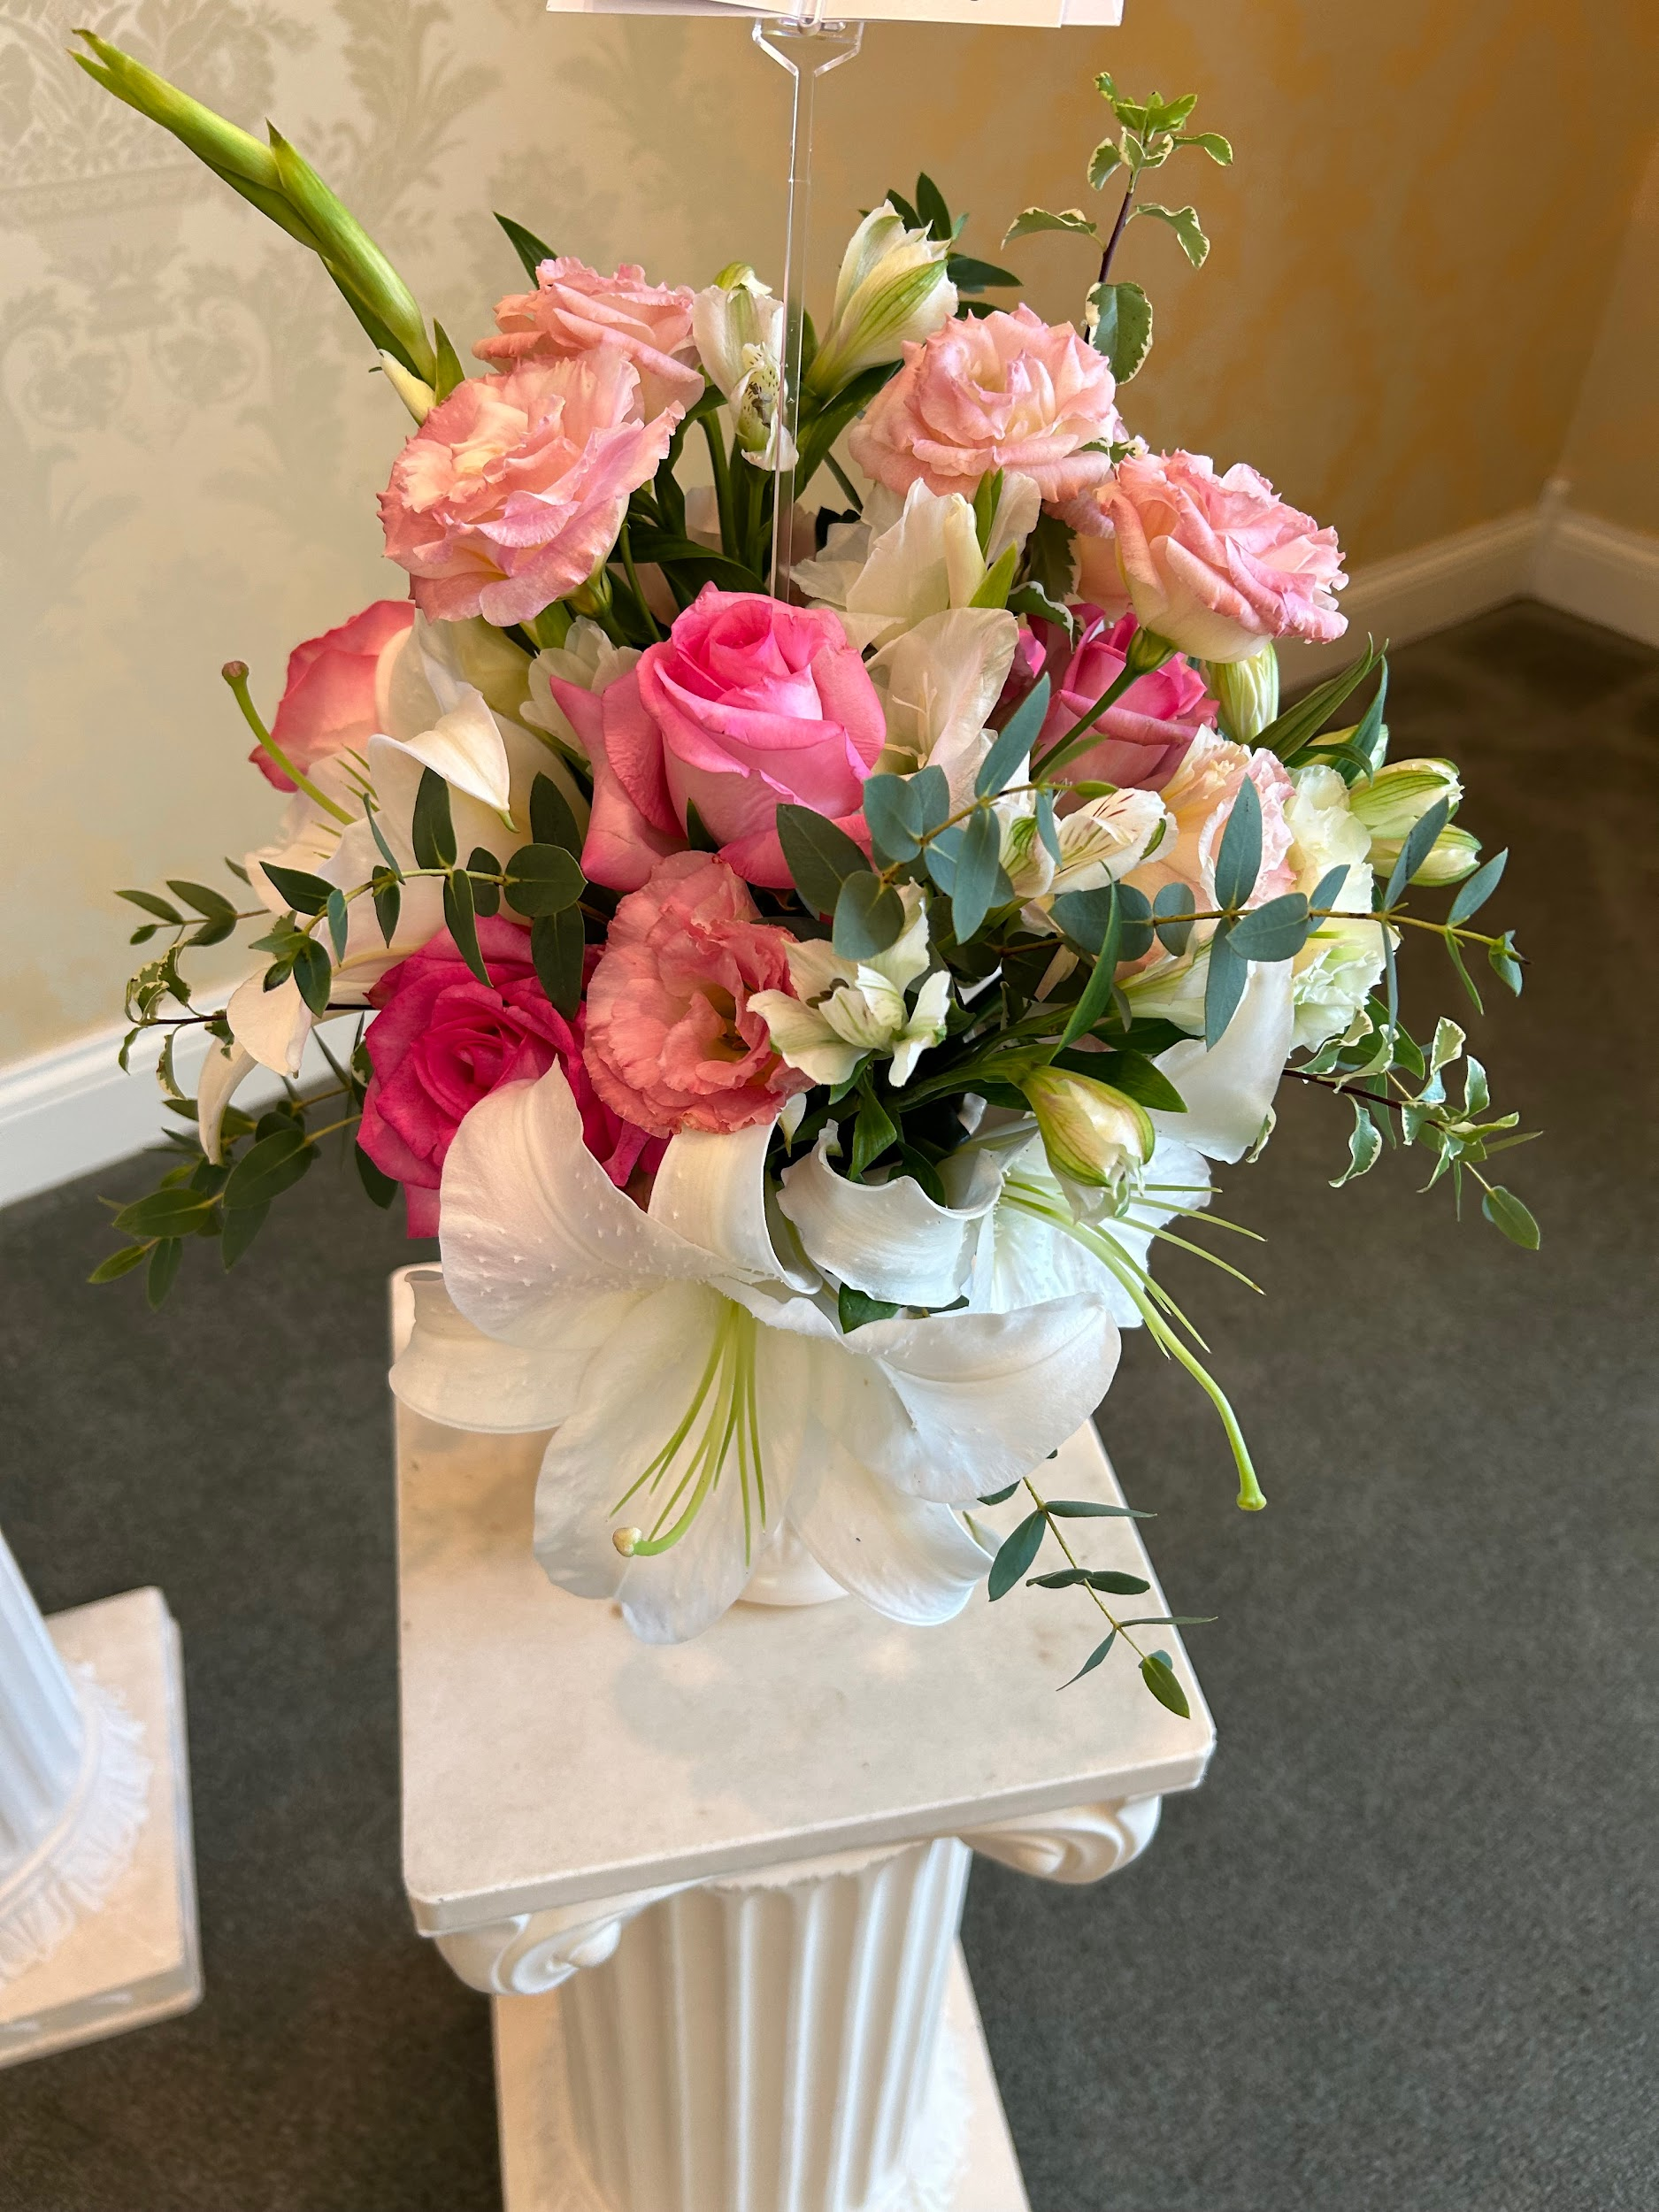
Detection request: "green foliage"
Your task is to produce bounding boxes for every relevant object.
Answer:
[1137,202,1209,266]
[503,843,586,918]
[495,211,555,280]
[833,872,906,960]
[1088,280,1153,379]
[777,804,869,918]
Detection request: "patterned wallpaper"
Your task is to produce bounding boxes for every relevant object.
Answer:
[2,0,1655,1061]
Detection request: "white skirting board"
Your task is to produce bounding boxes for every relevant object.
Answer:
[2,499,1655,1211]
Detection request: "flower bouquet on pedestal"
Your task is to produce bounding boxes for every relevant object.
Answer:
[79,41,1537,1699]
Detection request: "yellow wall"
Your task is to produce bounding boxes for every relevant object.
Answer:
[2,0,1656,1062]
[1555,134,1659,538]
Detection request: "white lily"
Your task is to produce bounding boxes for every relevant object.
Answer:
[794,480,1041,652]
[749,887,951,1089]
[389,1067,1123,1642]
[867,607,1021,808]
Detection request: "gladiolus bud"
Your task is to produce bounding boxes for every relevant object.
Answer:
[1348,757,1463,844]
[1205,642,1280,743]
[803,204,956,401]
[1024,1068,1155,1191]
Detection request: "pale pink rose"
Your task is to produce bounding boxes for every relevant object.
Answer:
[1130,729,1298,915]
[378,352,680,627]
[1076,451,1348,662]
[360,918,660,1237]
[849,304,1124,503]
[1004,608,1217,793]
[582,852,812,1138]
[543,588,885,893]
[255,599,413,791]
[473,257,703,419]
[1071,518,1133,620]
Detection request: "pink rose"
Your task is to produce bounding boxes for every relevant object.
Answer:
[582,852,812,1139]
[254,599,413,791]
[378,351,680,627]
[1074,451,1348,662]
[1007,608,1217,793]
[849,304,1124,504]
[473,257,703,419]
[543,588,885,893]
[360,918,658,1236]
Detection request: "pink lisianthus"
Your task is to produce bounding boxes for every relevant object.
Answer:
[1071,451,1348,662]
[360,918,658,1236]
[254,599,413,791]
[543,587,885,893]
[377,352,680,627]
[849,303,1124,505]
[1006,607,1217,793]
[582,852,812,1138]
[473,257,703,419]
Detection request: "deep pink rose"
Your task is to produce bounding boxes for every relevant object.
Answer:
[254,599,413,791]
[849,303,1124,504]
[361,918,658,1236]
[473,257,703,419]
[543,588,885,892]
[582,852,812,1138]
[378,351,680,627]
[1071,451,1348,661]
[1006,608,1217,793]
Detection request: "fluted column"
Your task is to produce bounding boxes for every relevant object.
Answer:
[560,1838,970,2212]
[0,1528,84,1878]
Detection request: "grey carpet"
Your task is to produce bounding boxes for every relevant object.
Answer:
[1,601,1654,2210]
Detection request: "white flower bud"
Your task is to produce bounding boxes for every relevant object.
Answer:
[692,267,791,458]
[1403,823,1481,886]
[1348,757,1462,843]
[1024,1068,1154,1192]
[804,204,956,401]
[1204,642,1280,743]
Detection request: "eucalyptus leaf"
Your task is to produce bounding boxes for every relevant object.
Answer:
[504,842,585,918]
[531,908,584,1019]
[411,768,457,871]
[977,674,1050,798]
[1448,848,1507,925]
[529,772,583,856]
[1309,863,1351,916]
[1060,1631,1118,1688]
[1152,879,1194,956]
[951,808,1003,941]
[1212,777,1262,910]
[325,887,349,962]
[1203,926,1248,1048]
[443,869,489,984]
[833,872,906,960]
[290,938,332,1016]
[1226,892,1311,964]
[1385,797,1452,908]
[1140,1651,1191,1717]
[777,803,868,917]
[987,1510,1047,1601]
[1481,1185,1540,1249]
[1044,1499,1154,1519]
[862,773,921,864]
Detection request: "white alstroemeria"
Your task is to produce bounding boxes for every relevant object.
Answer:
[1023,1067,1154,1202]
[749,887,951,1088]
[867,607,1021,806]
[794,479,1041,652]
[231,618,589,1073]
[804,203,956,401]
[1002,787,1169,908]
[522,617,641,764]
[1283,763,1386,1051]
[692,265,790,463]
[389,1067,1121,1642]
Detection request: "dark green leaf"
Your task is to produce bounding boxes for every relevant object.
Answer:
[291,937,332,1015]
[1009,581,1075,634]
[777,803,869,917]
[261,863,334,916]
[89,1242,151,1285]
[167,879,237,921]
[504,842,585,918]
[1082,1052,1185,1114]
[1258,645,1380,764]
[1152,880,1194,955]
[1213,776,1262,910]
[1384,797,1451,908]
[411,767,457,871]
[1481,1184,1540,1249]
[1044,1499,1154,1518]
[911,765,951,835]
[466,849,502,917]
[355,1144,399,1210]
[951,807,1004,941]
[373,872,402,946]
[1060,1632,1118,1688]
[1227,892,1311,963]
[529,772,583,856]
[1351,657,1389,772]
[431,319,466,402]
[988,1509,1047,1600]
[111,1187,215,1238]
[1309,863,1350,915]
[1052,884,1118,955]
[531,908,585,1019]
[979,1483,1020,1505]
[1030,1567,1151,1594]
[219,1202,269,1269]
[495,211,553,280]
[146,1237,184,1310]
[188,915,236,949]
[851,1084,898,1179]
[863,773,922,864]
[978,674,1050,798]
[833,872,906,960]
[365,800,403,879]
[1140,1650,1190,1717]
[1089,279,1153,380]
[118,888,183,923]
[224,1124,313,1212]
[948,252,1020,292]
[443,869,489,984]
[1203,925,1248,1048]
[838,1283,901,1333]
[325,887,349,961]
[1025,513,1077,603]
[1036,787,1062,865]
[1487,930,1523,995]
[914,171,953,239]
[128,924,159,945]
[1059,887,1125,1048]
[1448,848,1507,925]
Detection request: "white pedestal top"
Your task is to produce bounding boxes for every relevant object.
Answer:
[398,1365,1214,1936]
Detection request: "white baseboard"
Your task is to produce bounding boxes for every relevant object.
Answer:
[0,1009,358,1211]
[1530,505,1659,649]
[4,499,1655,1212]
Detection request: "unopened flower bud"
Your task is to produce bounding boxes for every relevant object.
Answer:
[1024,1067,1154,1191]
[1204,642,1280,744]
[803,203,956,401]
[692,268,791,459]
[379,349,436,423]
[1348,757,1462,844]
[1403,823,1481,886]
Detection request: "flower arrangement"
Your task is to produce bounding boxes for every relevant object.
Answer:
[79,42,1539,1703]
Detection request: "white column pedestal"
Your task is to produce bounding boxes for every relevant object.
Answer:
[0,1533,202,2070]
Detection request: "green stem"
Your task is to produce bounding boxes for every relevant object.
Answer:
[222,663,353,825]
[703,413,737,559]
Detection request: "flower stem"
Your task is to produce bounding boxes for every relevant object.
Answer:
[221,662,353,826]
